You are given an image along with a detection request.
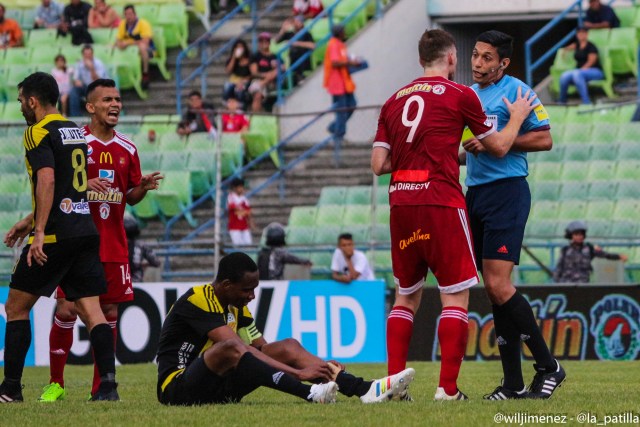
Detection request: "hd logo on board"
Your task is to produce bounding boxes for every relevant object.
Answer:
[590,294,640,361]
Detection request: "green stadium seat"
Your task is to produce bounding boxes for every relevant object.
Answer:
[0,193,17,211]
[221,133,244,177]
[154,170,196,226]
[616,122,640,142]
[589,144,618,161]
[559,181,588,200]
[312,225,342,245]
[15,192,31,211]
[562,123,592,144]
[614,6,637,27]
[130,191,158,220]
[588,125,618,144]
[308,18,330,69]
[286,226,315,245]
[608,27,638,76]
[342,204,371,226]
[609,220,637,238]
[155,2,188,49]
[30,46,59,67]
[615,160,640,180]
[588,160,617,181]
[587,28,610,54]
[585,200,615,220]
[58,45,82,65]
[308,251,333,271]
[150,26,171,80]
[244,115,279,166]
[346,224,370,244]
[372,223,390,243]
[549,123,565,143]
[334,0,367,38]
[315,204,344,226]
[549,50,576,97]
[111,45,145,99]
[288,206,317,227]
[377,173,391,186]
[26,29,58,47]
[615,103,636,122]
[557,200,587,220]
[374,205,390,224]
[617,143,640,160]
[531,181,561,201]
[563,145,591,162]
[89,28,114,44]
[565,105,596,124]
[345,185,372,205]
[160,152,189,171]
[613,199,640,221]
[616,180,640,199]
[138,152,163,171]
[560,162,588,181]
[587,181,617,200]
[186,150,215,197]
[187,133,214,151]
[529,200,560,221]
[532,146,564,163]
[0,173,28,194]
[0,154,23,174]
[375,186,388,205]
[0,211,20,232]
[318,186,346,205]
[544,105,568,124]
[588,54,616,99]
[159,133,188,151]
[4,47,31,65]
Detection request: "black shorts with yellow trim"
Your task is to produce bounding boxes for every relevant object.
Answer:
[157,357,259,406]
[11,234,106,301]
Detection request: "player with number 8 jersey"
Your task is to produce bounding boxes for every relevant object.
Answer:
[372,29,537,401]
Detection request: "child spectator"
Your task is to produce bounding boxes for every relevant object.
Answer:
[51,54,73,115]
[124,215,160,282]
[257,222,312,280]
[227,178,254,246]
[554,220,628,283]
[221,95,250,133]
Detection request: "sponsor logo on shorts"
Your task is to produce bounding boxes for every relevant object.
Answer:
[389,182,431,193]
[497,245,509,254]
[432,84,445,95]
[99,202,110,219]
[59,198,90,214]
[399,228,430,250]
[87,188,124,204]
[99,169,115,183]
[58,127,86,145]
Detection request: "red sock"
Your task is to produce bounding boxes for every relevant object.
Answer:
[438,306,469,396]
[386,305,414,375]
[91,315,118,395]
[49,314,77,387]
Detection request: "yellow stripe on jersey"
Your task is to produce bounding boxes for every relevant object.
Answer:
[160,368,185,392]
[23,114,68,152]
[199,339,214,356]
[187,284,224,313]
[241,306,255,320]
[27,235,57,244]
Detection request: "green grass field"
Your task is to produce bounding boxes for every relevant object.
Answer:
[2,361,639,427]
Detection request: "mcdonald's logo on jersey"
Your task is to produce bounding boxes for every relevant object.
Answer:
[100,152,113,164]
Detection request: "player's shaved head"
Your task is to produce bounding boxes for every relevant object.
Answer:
[418,29,456,67]
[215,252,258,284]
[87,78,118,101]
[476,30,514,60]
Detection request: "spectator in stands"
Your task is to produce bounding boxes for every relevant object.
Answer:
[248,32,279,112]
[88,0,120,29]
[34,0,64,31]
[557,26,603,105]
[223,39,252,108]
[69,44,108,116]
[331,233,375,284]
[324,25,361,140]
[553,220,628,283]
[0,4,24,48]
[221,95,250,134]
[584,0,620,29]
[51,54,73,115]
[275,15,315,85]
[227,178,255,246]
[292,0,322,20]
[62,0,93,45]
[176,90,217,137]
[125,214,160,282]
[115,4,155,89]
[257,222,312,280]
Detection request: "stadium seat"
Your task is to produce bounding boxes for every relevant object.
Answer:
[150,26,171,80]
[614,6,637,27]
[529,200,560,221]
[0,193,17,211]
[0,211,20,232]
[315,204,345,226]
[0,173,28,194]
[160,152,189,171]
[308,251,333,272]
[562,123,592,144]
[186,150,215,197]
[15,192,32,211]
[587,181,617,200]
[221,133,244,177]
[4,47,31,65]
[588,124,618,144]
[308,18,330,69]
[589,144,618,161]
[312,225,342,245]
[586,219,611,238]
[345,185,372,205]
[159,133,188,151]
[89,28,114,45]
[244,114,279,166]
[0,154,23,174]
[377,174,391,186]
[610,220,637,238]
[342,204,371,225]
[549,123,565,143]
[531,181,561,201]
[372,223,390,243]
[563,145,591,162]
[347,224,371,244]
[374,205,390,224]
[616,122,640,142]
[154,170,196,226]
[188,133,214,151]
[375,186,388,205]
[549,50,576,96]
[585,200,615,220]
[130,191,158,220]
[615,160,640,180]
[334,0,367,38]
[318,186,347,205]
[111,45,145,99]
[587,28,610,54]
[134,4,159,24]
[156,2,189,49]
[612,199,640,221]
[138,152,163,171]
[26,29,58,48]
[288,206,317,227]
[608,27,638,76]
[531,145,564,163]
[544,105,568,123]
[557,200,588,220]
[558,181,588,200]
[588,160,617,181]
[58,45,83,65]
[561,162,589,181]
[286,226,315,245]
[616,180,640,199]
[588,54,616,99]
[30,46,59,68]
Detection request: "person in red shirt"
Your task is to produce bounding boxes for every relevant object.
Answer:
[371,29,536,401]
[227,177,254,246]
[222,95,250,134]
[39,79,163,402]
[292,0,322,19]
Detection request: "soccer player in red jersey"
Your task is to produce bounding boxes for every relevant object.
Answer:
[39,79,163,401]
[371,29,536,400]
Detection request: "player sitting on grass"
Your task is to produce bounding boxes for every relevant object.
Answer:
[156,252,415,405]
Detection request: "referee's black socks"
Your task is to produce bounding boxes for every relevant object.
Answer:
[492,304,525,391]
[90,323,117,386]
[501,292,555,370]
[3,320,31,390]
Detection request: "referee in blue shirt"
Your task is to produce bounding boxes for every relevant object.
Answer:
[461,30,564,401]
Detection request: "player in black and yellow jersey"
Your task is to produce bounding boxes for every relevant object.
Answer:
[156,252,414,406]
[0,72,118,403]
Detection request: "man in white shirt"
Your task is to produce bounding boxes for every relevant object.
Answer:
[331,233,375,283]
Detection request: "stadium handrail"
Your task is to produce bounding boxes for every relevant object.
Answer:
[174,0,284,116]
[274,0,382,105]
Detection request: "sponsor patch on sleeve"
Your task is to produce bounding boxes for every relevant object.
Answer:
[534,104,549,121]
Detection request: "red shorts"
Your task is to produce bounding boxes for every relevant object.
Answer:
[56,262,134,304]
[390,205,479,295]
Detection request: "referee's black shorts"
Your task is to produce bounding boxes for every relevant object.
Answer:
[11,235,106,301]
[158,357,259,406]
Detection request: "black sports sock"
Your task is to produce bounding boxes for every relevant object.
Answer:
[501,292,555,369]
[234,352,311,400]
[335,371,371,397]
[492,304,524,391]
[90,323,116,384]
[3,320,31,389]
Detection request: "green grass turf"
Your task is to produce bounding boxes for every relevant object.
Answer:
[2,361,639,427]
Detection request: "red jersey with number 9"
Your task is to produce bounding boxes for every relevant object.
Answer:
[374,76,495,208]
[84,126,142,263]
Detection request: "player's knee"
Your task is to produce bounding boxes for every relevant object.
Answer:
[217,339,247,362]
[56,299,77,320]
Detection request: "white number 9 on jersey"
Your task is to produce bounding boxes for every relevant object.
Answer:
[401,95,425,143]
